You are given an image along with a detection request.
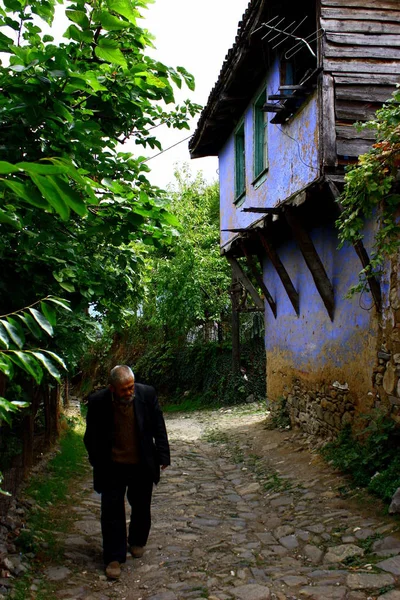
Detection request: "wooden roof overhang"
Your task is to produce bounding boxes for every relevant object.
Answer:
[189,0,270,159]
[223,177,381,319]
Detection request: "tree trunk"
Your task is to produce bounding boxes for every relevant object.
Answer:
[231,271,241,376]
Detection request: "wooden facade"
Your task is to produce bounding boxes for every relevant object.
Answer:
[321,0,400,166]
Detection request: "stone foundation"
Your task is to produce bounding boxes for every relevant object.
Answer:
[281,379,355,440]
[372,255,400,423]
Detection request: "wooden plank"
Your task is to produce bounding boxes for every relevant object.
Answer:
[335,85,395,103]
[326,32,400,47]
[284,207,335,321]
[333,73,400,85]
[324,59,400,74]
[325,45,400,60]
[335,100,381,122]
[256,231,300,316]
[240,242,278,318]
[322,0,400,8]
[226,256,266,312]
[337,137,374,157]
[322,73,337,168]
[321,8,400,22]
[321,18,400,34]
[242,207,280,214]
[336,124,376,140]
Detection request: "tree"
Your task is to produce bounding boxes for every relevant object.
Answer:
[137,167,231,340]
[0,0,200,488]
[0,0,200,317]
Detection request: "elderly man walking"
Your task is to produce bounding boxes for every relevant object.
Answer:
[84,365,170,579]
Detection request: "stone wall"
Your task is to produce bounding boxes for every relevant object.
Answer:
[373,255,400,423]
[283,379,355,441]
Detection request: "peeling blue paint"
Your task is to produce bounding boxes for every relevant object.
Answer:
[220,59,319,249]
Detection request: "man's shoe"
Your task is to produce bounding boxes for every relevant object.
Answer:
[105,561,121,579]
[130,545,145,558]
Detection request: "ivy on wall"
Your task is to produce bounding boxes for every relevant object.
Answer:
[336,88,400,295]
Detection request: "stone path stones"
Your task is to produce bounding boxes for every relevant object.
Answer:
[24,406,400,599]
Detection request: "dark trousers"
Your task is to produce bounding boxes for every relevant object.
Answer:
[101,462,154,565]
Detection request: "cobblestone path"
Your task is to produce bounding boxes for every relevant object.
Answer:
[38,406,400,600]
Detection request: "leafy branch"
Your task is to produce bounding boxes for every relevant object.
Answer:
[0,296,70,423]
[336,87,400,295]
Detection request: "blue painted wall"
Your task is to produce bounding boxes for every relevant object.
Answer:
[219,58,320,251]
[218,59,378,408]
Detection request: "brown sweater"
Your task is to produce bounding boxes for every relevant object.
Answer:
[111,400,140,464]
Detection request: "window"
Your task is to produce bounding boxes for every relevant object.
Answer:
[235,121,245,200]
[254,91,268,179]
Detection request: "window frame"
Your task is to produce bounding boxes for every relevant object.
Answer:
[253,88,268,184]
[234,120,246,204]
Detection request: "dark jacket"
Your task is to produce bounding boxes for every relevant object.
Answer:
[84,383,170,492]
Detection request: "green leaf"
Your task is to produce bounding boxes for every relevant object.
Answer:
[28,308,53,336]
[0,354,14,378]
[46,297,72,312]
[16,162,68,175]
[8,351,43,384]
[30,352,61,382]
[107,0,137,23]
[95,39,127,67]
[11,400,29,408]
[29,174,70,220]
[65,9,90,28]
[0,31,14,52]
[0,323,9,350]
[0,397,20,413]
[53,101,74,123]
[47,176,88,217]
[0,319,24,348]
[42,350,67,372]
[40,302,57,327]
[160,211,180,227]
[0,161,20,174]
[0,396,19,426]
[18,312,43,339]
[0,179,49,209]
[96,10,130,30]
[177,66,195,91]
[59,281,75,293]
[0,209,21,229]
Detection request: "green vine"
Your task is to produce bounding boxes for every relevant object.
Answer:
[336,87,400,295]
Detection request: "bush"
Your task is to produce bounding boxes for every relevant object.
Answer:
[321,411,400,503]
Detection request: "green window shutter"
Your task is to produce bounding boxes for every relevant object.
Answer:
[235,123,245,198]
[254,92,268,178]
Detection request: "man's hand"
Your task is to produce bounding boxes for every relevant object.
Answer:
[161,465,169,471]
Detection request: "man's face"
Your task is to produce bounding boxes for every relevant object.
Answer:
[110,375,135,402]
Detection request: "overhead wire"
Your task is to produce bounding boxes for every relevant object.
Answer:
[141,134,193,163]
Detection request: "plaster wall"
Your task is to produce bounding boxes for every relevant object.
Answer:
[219,59,320,250]
[264,220,379,437]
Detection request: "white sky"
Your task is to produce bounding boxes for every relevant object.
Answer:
[135,0,250,189]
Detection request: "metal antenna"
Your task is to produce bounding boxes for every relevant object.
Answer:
[285,29,324,59]
[253,16,323,59]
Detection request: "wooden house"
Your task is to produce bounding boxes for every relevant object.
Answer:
[189,0,400,437]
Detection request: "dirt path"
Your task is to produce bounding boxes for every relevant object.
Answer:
[17,404,400,600]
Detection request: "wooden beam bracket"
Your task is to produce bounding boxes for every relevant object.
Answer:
[256,231,300,316]
[239,242,277,318]
[284,206,335,321]
[226,256,267,314]
[327,179,382,312]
